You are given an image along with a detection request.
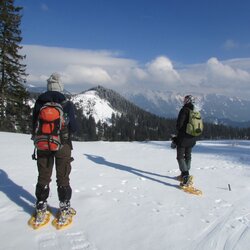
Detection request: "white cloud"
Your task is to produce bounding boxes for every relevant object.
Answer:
[22,45,250,98]
[146,56,181,84]
[22,45,137,89]
[63,65,112,84]
[178,57,250,97]
[206,57,250,82]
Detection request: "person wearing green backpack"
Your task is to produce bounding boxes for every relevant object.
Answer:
[175,95,203,187]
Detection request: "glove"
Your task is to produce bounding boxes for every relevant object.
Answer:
[170,135,177,149]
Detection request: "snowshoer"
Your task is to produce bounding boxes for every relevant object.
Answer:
[176,95,197,187]
[31,73,77,227]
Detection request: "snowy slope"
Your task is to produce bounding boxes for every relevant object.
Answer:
[71,90,120,124]
[27,86,250,127]
[0,132,250,250]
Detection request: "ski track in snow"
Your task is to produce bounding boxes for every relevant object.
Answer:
[192,206,250,250]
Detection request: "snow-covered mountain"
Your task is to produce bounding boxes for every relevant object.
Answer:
[28,85,250,127]
[122,90,250,127]
[71,89,121,125]
[70,86,154,125]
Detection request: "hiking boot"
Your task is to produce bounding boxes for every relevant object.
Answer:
[59,200,71,212]
[58,201,72,225]
[35,201,48,224]
[176,175,183,182]
[180,175,193,187]
[176,171,189,182]
[36,201,47,212]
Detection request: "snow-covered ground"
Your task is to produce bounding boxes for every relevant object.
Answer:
[0,132,250,250]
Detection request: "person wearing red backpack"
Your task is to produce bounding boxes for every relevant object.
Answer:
[31,73,77,226]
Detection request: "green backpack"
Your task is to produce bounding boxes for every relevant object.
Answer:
[186,109,203,136]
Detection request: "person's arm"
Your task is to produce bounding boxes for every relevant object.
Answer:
[176,108,186,132]
[32,101,41,135]
[67,101,77,133]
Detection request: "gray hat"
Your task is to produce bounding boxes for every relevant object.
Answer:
[47,73,64,92]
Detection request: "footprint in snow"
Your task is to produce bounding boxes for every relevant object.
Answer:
[176,212,184,217]
[132,202,140,207]
[201,219,210,223]
[152,208,160,213]
[214,199,232,208]
[137,177,146,181]
[152,201,163,207]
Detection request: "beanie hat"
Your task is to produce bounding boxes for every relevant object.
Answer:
[47,73,64,92]
[183,95,195,105]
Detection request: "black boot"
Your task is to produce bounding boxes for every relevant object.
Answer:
[59,200,71,212]
[36,200,47,212]
[34,200,48,224]
[180,175,193,187]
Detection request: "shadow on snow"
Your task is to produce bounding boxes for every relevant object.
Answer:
[84,154,180,189]
[0,169,36,215]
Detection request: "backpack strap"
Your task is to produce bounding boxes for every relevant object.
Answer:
[32,148,37,160]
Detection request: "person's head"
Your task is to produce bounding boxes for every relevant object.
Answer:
[183,95,195,105]
[47,73,64,92]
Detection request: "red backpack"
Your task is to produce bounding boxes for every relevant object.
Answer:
[34,102,65,151]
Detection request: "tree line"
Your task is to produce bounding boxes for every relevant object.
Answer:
[72,108,250,141]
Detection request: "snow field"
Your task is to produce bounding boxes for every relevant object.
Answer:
[0,132,249,250]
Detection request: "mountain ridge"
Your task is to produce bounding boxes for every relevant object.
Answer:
[27,84,250,127]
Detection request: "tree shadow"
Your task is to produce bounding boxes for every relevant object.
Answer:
[0,169,36,215]
[84,154,179,189]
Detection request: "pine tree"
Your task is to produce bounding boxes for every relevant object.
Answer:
[0,0,30,132]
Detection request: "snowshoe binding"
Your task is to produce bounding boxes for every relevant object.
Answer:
[28,201,51,229]
[52,201,76,230]
[179,175,202,196]
[180,175,194,187]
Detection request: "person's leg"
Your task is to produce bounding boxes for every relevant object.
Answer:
[35,150,54,210]
[55,144,72,209]
[177,146,189,176]
[184,147,192,172]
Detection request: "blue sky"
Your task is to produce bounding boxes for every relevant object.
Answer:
[16,0,250,98]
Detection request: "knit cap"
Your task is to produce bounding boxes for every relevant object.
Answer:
[47,73,64,92]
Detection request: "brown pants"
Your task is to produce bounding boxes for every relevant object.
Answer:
[37,144,72,187]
